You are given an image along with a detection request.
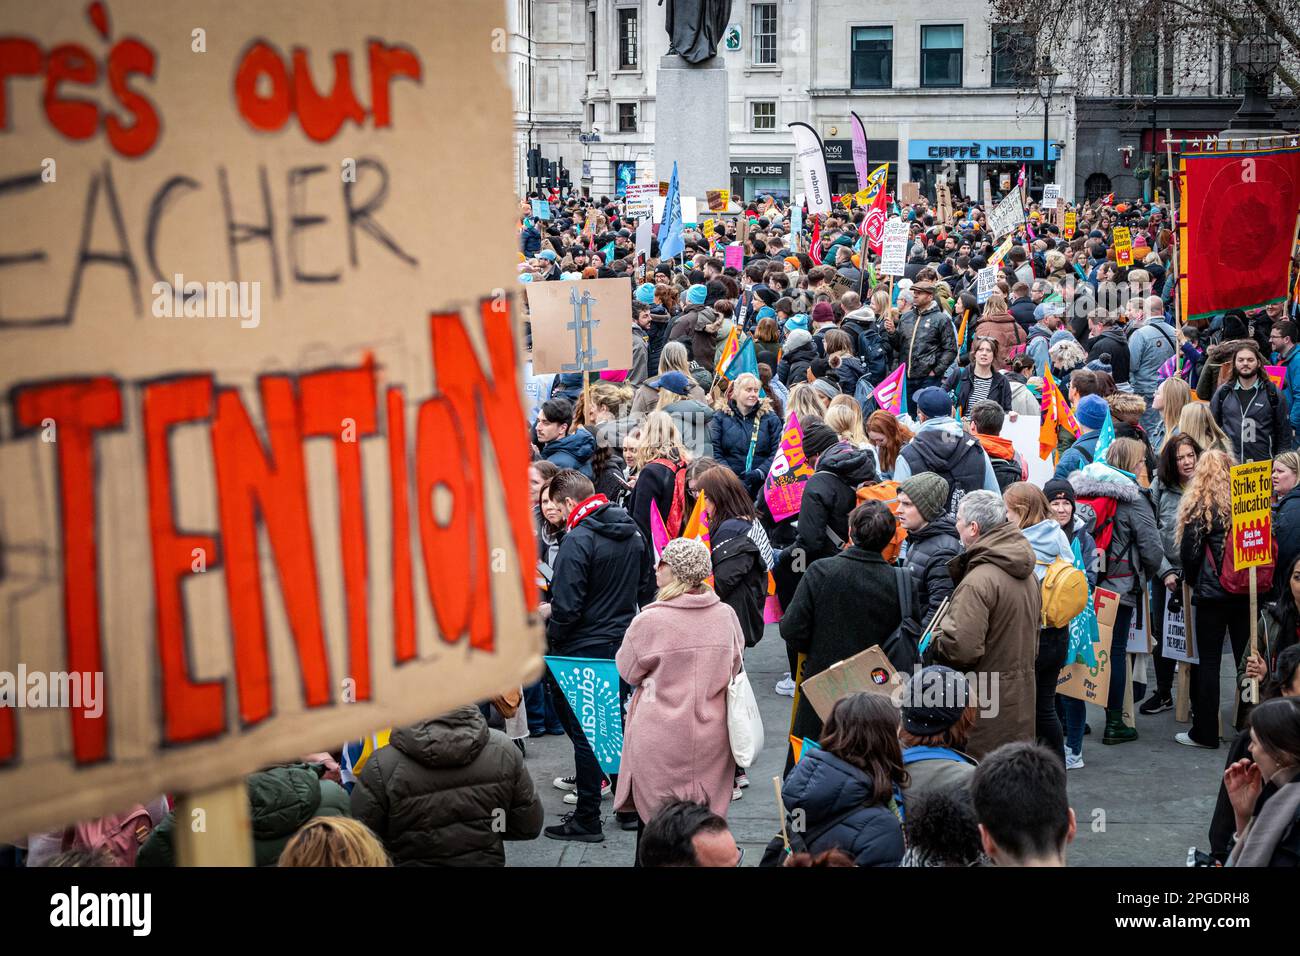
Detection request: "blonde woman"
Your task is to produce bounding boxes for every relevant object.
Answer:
[708,372,782,496]
[826,399,880,477]
[786,381,828,419]
[631,341,707,418]
[1152,376,1192,450]
[1174,450,1250,749]
[615,537,745,858]
[1178,402,1233,458]
[628,410,692,538]
[278,817,391,867]
[871,288,898,334]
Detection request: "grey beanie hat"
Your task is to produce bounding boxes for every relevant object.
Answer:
[659,537,713,589]
[898,471,950,523]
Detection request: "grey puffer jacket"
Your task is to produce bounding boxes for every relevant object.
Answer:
[350,706,543,866]
[1069,469,1170,604]
[1149,476,1185,569]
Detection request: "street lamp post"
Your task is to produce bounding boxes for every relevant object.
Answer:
[1037,57,1059,200]
[1228,24,1282,132]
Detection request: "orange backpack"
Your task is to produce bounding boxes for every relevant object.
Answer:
[856,480,907,563]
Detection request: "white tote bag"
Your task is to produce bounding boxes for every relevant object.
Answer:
[727,667,765,768]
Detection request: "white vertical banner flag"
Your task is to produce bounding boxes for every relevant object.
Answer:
[789,121,831,216]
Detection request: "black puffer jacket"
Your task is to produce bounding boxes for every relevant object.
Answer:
[842,314,892,383]
[350,707,543,866]
[778,748,904,867]
[777,341,819,387]
[902,516,961,639]
[546,502,657,654]
[711,518,768,648]
[891,303,956,381]
[1211,378,1292,464]
[791,443,880,565]
[1086,328,1132,384]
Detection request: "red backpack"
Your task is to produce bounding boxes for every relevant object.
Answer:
[1081,496,1119,553]
[651,457,688,537]
[1206,539,1276,596]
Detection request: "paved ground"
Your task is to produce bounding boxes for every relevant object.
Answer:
[506,622,1233,867]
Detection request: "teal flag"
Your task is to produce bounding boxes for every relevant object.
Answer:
[1066,538,1099,667]
[1094,407,1115,462]
[545,656,623,774]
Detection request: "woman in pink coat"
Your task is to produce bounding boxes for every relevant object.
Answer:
[615,537,746,861]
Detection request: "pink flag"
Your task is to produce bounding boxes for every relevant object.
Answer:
[872,364,907,416]
[1017,164,1026,189]
[650,501,670,562]
[763,412,816,522]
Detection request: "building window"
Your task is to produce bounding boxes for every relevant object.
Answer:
[1133,39,1157,96]
[851,27,892,89]
[752,3,777,66]
[618,7,638,70]
[588,10,597,72]
[991,24,1032,87]
[1085,173,1112,202]
[922,25,963,88]
[618,102,638,132]
[751,100,776,131]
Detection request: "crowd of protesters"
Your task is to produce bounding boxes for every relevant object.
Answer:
[7,184,1300,872]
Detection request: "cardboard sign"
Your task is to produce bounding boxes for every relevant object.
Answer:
[1161,587,1198,664]
[1113,226,1134,267]
[880,218,909,277]
[702,219,716,241]
[1126,598,1151,654]
[524,278,633,374]
[989,191,1025,239]
[936,181,952,223]
[0,0,541,842]
[902,181,922,206]
[1057,588,1120,706]
[988,235,1014,268]
[706,188,730,213]
[975,265,998,303]
[1231,460,1273,569]
[635,217,654,258]
[800,645,901,721]
[1041,184,1061,210]
[1064,210,1077,239]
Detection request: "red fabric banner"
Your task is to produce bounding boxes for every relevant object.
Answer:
[1180,145,1300,320]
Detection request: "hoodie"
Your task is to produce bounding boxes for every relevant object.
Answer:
[1021,518,1073,581]
[541,428,596,478]
[894,417,1000,513]
[546,502,658,653]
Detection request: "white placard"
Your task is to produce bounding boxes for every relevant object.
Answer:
[680,195,698,226]
[880,218,909,277]
[976,265,998,303]
[1002,414,1054,486]
[1161,589,1198,664]
[989,189,1025,239]
[653,195,666,224]
[1127,601,1150,654]
[635,216,654,258]
[1042,184,1061,210]
[625,182,657,218]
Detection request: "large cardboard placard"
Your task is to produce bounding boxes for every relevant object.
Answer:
[1057,588,1120,705]
[524,278,633,375]
[801,645,901,721]
[988,190,1025,239]
[0,0,541,841]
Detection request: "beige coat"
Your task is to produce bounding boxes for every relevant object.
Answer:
[932,522,1041,759]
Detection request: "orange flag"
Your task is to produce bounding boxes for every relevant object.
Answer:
[683,492,710,546]
[1038,366,1078,460]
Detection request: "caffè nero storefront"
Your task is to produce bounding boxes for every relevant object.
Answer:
[908,139,1062,202]
[729,160,793,204]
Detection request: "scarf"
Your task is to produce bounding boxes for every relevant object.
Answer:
[566,493,609,531]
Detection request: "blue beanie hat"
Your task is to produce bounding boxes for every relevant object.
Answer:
[1076,393,1109,430]
[1049,329,1074,350]
[635,282,657,304]
[784,314,809,335]
[685,284,708,306]
[755,306,776,322]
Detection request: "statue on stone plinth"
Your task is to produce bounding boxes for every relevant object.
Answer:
[659,0,732,65]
